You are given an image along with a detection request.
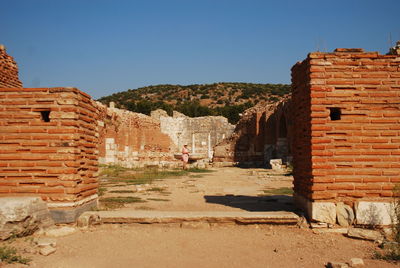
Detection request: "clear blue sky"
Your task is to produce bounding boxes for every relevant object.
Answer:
[2,0,399,99]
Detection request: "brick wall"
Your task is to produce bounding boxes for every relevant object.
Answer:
[0,46,23,88]
[213,100,292,167]
[97,103,177,168]
[291,48,400,224]
[0,88,98,214]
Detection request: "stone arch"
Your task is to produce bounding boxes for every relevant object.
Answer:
[278,114,287,138]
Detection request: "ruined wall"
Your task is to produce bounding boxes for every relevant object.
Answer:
[0,46,23,88]
[154,110,235,161]
[97,104,178,168]
[0,87,98,222]
[291,48,400,225]
[213,99,292,167]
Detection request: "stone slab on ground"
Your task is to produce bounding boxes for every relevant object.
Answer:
[39,245,57,256]
[349,258,365,267]
[78,210,299,226]
[347,228,383,241]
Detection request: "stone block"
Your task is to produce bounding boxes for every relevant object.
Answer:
[270,159,283,170]
[294,195,337,224]
[0,197,54,240]
[336,202,354,227]
[347,228,383,241]
[39,245,56,256]
[310,202,336,224]
[49,199,97,223]
[355,201,395,226]
[349,258,364,267]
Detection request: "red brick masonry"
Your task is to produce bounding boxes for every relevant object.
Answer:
[291,48,400,206]
[0,46,22,88]
[0,88,99,208]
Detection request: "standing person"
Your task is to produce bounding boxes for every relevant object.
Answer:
[182,144,190,170]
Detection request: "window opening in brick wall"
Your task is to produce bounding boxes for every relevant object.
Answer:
[40,111,51,122]
[329,108,341,121]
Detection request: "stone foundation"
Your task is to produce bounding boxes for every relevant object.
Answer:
[295,193,396,226]
[49,198,98,223]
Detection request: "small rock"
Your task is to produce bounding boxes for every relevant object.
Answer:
[23,247,38,254]
[270,159,283,170]
[347,228,383,241]
[327,262,349,268]
[180,222,209,229]
[349,258,364,267]
[77,213,101,228]
[39,245,56,256]
[35,237,57,247]
[45,226,77,237]
[297,216,309,229]
[310,222,328,228]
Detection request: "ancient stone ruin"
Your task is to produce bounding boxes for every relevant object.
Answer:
[153,109,234,164]
[97,102,176,168]
[0,44,399,227]
[96,103,234,169]
[213,98,291,168]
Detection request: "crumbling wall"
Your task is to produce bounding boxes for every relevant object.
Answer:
[212,99,292,167]
[291,48,400,225]
[153,110,235,160]
[0,87,99,222]
[97,104,178,168]
[0,45,22,88]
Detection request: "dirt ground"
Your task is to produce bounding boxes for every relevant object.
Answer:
[101,167,296,212]
[2,167,399,267]
[5,224,398,268]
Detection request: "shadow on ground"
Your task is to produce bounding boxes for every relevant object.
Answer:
[204,195,297,212]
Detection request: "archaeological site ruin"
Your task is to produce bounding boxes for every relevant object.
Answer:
[0,43,399,227]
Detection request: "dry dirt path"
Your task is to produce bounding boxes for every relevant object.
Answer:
[104,167,296,212]
[3,167,398,267]
[23,225,398,268]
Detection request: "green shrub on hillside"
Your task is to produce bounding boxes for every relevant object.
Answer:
[97,82,290,124]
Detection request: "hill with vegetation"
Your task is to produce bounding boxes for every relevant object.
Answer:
[97,82,291,124]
